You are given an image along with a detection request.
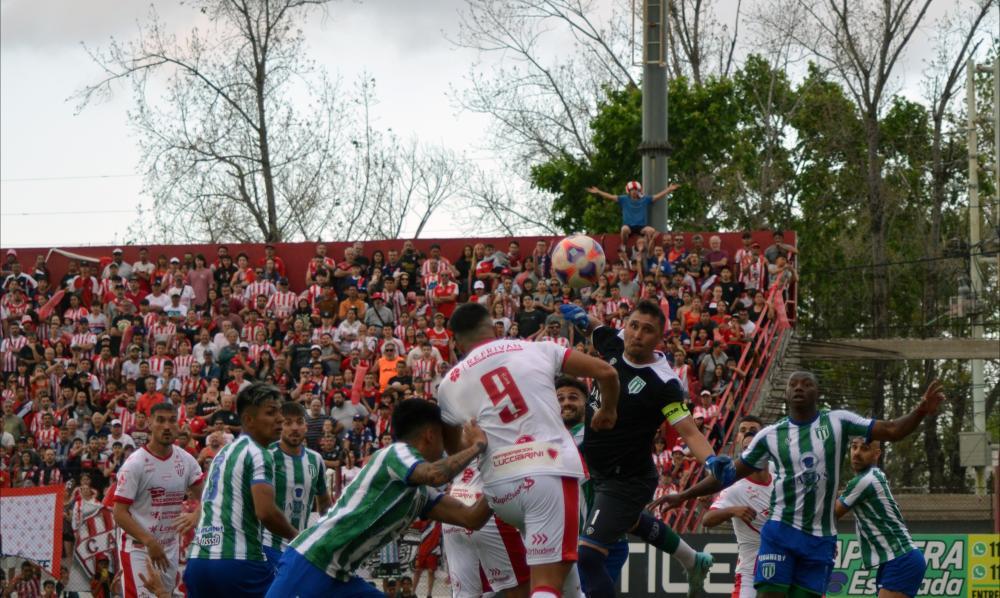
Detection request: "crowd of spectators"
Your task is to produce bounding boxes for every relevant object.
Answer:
[0,231,796,591]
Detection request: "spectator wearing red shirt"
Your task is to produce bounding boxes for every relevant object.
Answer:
[425,313,453,363]
[259,244,287,277]
[430,270,459,319]
[136,378,166,417]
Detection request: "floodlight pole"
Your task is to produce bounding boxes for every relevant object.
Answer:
[640,0,671,233]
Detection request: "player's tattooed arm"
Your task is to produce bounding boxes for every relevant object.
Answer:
[410,420,488,487]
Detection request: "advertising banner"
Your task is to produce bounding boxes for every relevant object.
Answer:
[615,534,999,597]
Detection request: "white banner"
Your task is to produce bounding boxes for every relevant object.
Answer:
[0,485,64,577]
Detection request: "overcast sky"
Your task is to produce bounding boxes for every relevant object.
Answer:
[0,0,991,248]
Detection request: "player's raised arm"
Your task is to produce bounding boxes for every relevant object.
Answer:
[561,348,620,430]
[410,420,488,487]
[870,380,948,442]
[650,459,757,511]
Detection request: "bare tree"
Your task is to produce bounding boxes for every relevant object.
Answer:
[667,0,743,84]
[458,167,561,236]
[919,0,996,490]
[75,0,350,243]
[789,0,936,418]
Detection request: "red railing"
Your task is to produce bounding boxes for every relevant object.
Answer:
[670,281,793,532]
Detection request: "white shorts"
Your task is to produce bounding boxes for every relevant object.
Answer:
[733,572,755,598]
[118,543,179,598]
[484,475,580,566]
[443,515,529,597]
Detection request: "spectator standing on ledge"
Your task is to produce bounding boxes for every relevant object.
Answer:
[587,181,681,248]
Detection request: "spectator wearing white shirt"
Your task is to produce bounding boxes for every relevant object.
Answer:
[106,419,136,449]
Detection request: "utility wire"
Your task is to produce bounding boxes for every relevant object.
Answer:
[0,174,140,182]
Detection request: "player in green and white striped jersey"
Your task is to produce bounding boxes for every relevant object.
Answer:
[266,399,494,598]
[655,374,948,598]
[262,401,332,569]
[183,383,299,598]
[835,438,926,598]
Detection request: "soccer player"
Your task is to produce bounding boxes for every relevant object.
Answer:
[261,401,332,569]
[559,301,722,597]
[834,438,927,598]
[655,374,948,598]
[184,383,299,597]
[266,399,494,597]
[112,403,204,598]
[436,302,622,598]
[702,423,773,598]
[556,376,629,591]
[441,460,530,598]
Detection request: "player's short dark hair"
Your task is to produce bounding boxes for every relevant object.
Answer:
[631,298,666,331]
[149,403,177,417]
[392,399,442,442]
[448,302,491,338]
[281,401,306,419]
[739,415,763,427]
[237,382,282,418]
[555,376,588,397]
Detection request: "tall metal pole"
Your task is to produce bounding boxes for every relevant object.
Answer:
[966,58,986,495]
[641,0,670,232]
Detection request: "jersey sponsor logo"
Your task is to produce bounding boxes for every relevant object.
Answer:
[461,468,475,483]
[490,477,535,505]
[529,533,549,545]
[491,442,560,474]
[628,376,646,395]
[465,342,524,368]
[798,452,820,490]
[449,368,461,382]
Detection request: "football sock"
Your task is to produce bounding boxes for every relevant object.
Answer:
[633,512,697,569]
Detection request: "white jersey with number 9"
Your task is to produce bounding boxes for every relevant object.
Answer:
[437,339,584,488]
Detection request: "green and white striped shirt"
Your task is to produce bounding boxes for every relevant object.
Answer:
[571,422,594,524]
[741,409,873,537]
[839,467,916,568]
[290,442,442,580]
[262,443,328,551]
[190,435,275,561]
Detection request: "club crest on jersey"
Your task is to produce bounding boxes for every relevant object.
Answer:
[174,460,185,477]
[628,377,646,395]
[308,463,318,477]
[760,562,776,579]
[814,425,830,441]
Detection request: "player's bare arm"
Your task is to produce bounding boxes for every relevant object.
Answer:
[702,505,757,528]
[650,459,757,511]
[113,502,170,571]
[562,349,620,430]
[411,420,488,487]
[251,483,298,540]
[672,416,715,464]
[426,495,493,530]
[172,480,205,535]
[870,379,948,442]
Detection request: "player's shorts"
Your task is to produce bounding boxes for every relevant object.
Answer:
[415,553,439,570]
[876,549,927,597]
[732,572,756,598]
[485,475,580,566]
[263,546,283,570]
[184,557,276,598]
[581,471,657,547]
[118,546,179,598]
[754,520,836,595]
[443,515,530,597]
[266,549,384,597]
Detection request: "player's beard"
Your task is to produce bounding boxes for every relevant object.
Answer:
[283,433,304,448]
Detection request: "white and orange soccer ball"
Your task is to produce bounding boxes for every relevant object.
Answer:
[550,235,606,289]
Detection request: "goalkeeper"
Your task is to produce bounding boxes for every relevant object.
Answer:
[560,301,735,597]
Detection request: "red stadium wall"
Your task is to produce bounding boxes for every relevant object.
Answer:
[4,231,794,292]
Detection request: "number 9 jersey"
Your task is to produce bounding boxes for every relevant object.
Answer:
[437,339,585,488]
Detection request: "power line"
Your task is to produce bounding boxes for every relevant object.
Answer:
[0,174,140,183]
[0,209,137,217]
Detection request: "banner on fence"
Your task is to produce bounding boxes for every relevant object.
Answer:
[618,534,1000,598]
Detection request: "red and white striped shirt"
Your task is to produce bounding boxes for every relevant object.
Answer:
[34,424,60,449]
[148,355,173,377]
[243,280,277,303]
[173,354,196,379]
[267,291,298,318]
[142,311,159,331]
[247,343,276,364]
[240,322,265,343]
[63,306,90,324]
[71,332,98,359]
[93,355,120,387]
[0,335,27,372]
[181,376,207,398]
[115,407,137,434]
[1,297,29,319]
[311,325,337,343]
[537,335,571,348]
[148,322,177,345]
[300,284,324,306]
[411,356,437,380]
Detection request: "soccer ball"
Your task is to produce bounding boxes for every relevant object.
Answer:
[550,235,606,289]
